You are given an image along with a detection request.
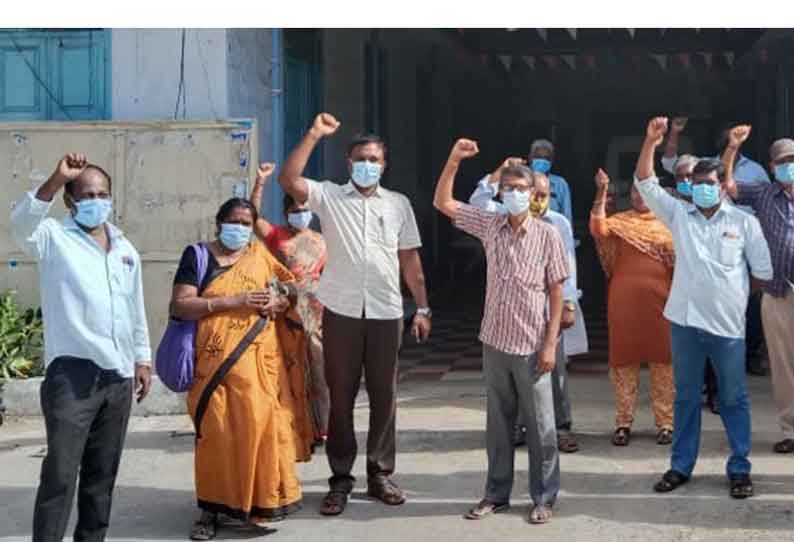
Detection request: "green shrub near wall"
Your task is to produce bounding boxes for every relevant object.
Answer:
[0,291,44,381]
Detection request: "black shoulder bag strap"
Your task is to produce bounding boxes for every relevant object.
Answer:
[194,316,269,439]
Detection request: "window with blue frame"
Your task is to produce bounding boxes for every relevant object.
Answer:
[0,29,109,121]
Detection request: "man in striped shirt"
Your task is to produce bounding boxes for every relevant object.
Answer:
[434,138,569,525]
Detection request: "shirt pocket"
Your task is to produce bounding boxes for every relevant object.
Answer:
[374,209,401,249]
[718,238,744,267]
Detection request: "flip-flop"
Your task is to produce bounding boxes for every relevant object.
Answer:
[612,427,631,447]
[773,439,794,454]
[529,505,553,524]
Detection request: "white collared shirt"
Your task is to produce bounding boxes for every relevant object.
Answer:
[11,191,151,378]
[635,175,773,338]
[305,180,422,320]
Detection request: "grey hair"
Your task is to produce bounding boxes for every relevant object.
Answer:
[530,139,554,154]
[674,153,699,173]
[500,164,536,186]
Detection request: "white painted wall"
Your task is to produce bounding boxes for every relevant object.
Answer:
[111,29,229,120]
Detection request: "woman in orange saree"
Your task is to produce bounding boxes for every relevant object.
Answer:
[169,198,314,540]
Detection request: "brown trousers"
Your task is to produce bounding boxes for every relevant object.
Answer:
[762,290,794,440]
[322,309,403,492]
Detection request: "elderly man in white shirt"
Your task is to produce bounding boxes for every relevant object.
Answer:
[11,154,152,542]
[278,113,431,516]
[469,159,586,453]
[635,118,773,500]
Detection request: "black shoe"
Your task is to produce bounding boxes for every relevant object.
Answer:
[746,362,767,376]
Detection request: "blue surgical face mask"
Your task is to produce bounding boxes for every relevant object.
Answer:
[676,179,693,197]
[531,158,552,174]
[502,190,531,216]
[287,210,313,230]
[692,183,721,208]
[72,198,112,229]
[774,162,794,184]
[351,161,382,188]
[219,223,252,251]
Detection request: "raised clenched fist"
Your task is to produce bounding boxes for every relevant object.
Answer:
[256,162,276,183]
[56,153,87,182]
[311,113,341,138]
[595,168,610,190]
[646,117,669,145]
[728,125,752,148]
[671,117,688,134]
[450,139,480,162]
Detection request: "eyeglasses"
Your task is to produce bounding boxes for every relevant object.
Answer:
[500,185,531,194]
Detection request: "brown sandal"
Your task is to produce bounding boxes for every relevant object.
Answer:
[612,427,631,446]
[320,490,349,516]
[558,434,580,453]
[773,439,794,454]
[656,428,673,445]
[190,511,218,540]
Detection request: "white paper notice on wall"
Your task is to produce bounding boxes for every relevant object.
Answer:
[232,182,247,199]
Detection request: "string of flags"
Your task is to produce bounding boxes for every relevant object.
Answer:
[468,51,752,73]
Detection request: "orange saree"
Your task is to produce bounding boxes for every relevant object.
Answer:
[186,241,314,521]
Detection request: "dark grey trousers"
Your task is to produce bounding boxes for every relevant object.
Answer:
[518,336,572,431]
[32,357,132,542]
[322,309,403,492]
[483,344,560,506]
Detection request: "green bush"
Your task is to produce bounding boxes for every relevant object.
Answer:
[0,291,44,380]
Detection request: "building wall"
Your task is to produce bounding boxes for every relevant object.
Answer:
[111,29,229,120]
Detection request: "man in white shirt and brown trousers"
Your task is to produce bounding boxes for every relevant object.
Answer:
[279,113,432,516]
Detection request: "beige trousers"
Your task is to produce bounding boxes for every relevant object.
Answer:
[762,290,794,440]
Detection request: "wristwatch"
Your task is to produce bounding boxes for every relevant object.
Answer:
[416,307,433,319]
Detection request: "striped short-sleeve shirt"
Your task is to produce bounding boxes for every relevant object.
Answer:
[454,203,569,356]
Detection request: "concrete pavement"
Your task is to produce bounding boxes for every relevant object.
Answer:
[1,372,793,541]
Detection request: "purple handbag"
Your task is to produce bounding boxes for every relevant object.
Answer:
[155,243,209,392]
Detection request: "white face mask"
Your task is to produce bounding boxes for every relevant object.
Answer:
[502,190,531,215]
[287,210,313,230]
[351,161,382,188]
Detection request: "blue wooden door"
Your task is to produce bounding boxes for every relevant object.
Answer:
[0,30,108,121]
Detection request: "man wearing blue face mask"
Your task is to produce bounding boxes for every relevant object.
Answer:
[11,153,152,542]
[278,113,431,516]
[722,128,794,455]
[529,139,572,223]
[663,118,771,376]
[634,118,773,500]
[435,139,568,525]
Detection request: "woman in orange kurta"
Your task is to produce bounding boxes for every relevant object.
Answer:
[169,198,314,540]
[590,169,676,447]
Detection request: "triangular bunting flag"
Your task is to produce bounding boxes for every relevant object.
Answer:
[537,29,548,42]
[561,54,576,69]
[652,54,668,70]
[701,52,713,69]
[499,55,513,72]
[522,55,536,70]
[724,51,735,67]
[659,28,667,36]
[542,55,559,69]
[566,28,577,40]
[627,28,636,39]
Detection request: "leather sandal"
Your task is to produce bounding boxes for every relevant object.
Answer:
[320,490,349,516]
[464,499,510,520]
[773,438,794,454]
[653,469,690,493]
[730,476,754,499]
[612,427,631,446]
[656,428,673,445]
[367,478,406,505]
[558,434,580,453]
[190,511,218,540]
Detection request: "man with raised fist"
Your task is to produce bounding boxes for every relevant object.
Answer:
[11,154,152,542]
[434,138,568,525]
[278,113,431,516]
[634,117,772,500]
